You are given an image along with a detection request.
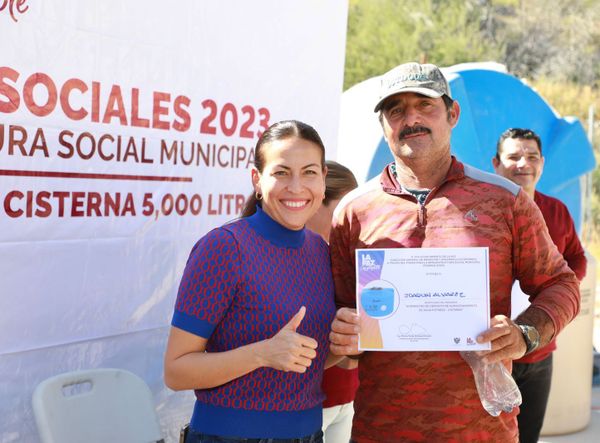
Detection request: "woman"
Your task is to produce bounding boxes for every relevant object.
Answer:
[306,161,359,443]
[164,120,336,443]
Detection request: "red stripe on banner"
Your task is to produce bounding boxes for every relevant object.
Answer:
[0,169,193,182]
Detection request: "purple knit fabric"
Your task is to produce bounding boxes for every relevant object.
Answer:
[172,207,336,437]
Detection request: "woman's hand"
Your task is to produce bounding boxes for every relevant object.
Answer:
[257,306,318,373]
[164,307,318,390]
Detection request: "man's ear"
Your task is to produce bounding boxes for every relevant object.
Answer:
[449,100,461,128]
[492,156,500,173]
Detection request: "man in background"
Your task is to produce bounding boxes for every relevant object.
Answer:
[493,127,586,443]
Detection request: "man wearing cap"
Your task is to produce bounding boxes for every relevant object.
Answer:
[328,62,580,441]
[493,127,586,443]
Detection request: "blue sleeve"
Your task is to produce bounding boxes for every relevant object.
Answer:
[171,227,240,338]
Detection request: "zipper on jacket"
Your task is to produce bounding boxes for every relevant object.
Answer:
[417,201,427,227]
[409,190,429,228]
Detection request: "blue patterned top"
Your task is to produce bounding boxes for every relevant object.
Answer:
[172,206,336,438]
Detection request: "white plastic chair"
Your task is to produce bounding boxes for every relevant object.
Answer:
[32,368,164,443]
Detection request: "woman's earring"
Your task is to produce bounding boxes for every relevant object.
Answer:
[255,192,262,201]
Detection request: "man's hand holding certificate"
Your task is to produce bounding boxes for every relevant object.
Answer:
[356,247,491,351]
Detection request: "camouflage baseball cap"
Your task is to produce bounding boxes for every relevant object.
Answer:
[373,62,452,112]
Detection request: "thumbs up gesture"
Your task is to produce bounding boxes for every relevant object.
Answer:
[258,306,318,373]
[285,305,307,332]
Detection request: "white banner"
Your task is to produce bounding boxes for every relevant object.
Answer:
[0,1,348,441]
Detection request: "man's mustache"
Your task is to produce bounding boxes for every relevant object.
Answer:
[399,125,431,139]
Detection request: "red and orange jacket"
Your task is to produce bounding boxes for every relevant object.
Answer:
[330,158,580,442]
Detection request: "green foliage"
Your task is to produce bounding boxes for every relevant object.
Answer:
[344,0,498,90]
[493,0,600,85]
[345,0,600,89]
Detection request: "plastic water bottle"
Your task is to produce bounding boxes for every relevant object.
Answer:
[460,351,522,416]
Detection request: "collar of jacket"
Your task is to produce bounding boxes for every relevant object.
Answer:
[380,155,465,196]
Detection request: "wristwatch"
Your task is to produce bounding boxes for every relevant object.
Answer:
[518,324,540,355]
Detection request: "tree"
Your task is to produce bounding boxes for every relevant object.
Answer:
[345,0,600,89]
[344,0,498,90]
[492,0,600,85]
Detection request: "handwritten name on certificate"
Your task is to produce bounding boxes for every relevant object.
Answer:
[355,247,491,351]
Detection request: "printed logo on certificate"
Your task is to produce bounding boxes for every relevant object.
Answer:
[355,248,491,351]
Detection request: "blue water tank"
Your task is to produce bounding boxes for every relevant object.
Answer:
[337,63,595,231]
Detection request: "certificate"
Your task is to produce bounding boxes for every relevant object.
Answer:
[355,247,491,351]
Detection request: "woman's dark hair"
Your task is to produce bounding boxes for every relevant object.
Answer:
[241,120,326,217]
[323,160,358,206]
